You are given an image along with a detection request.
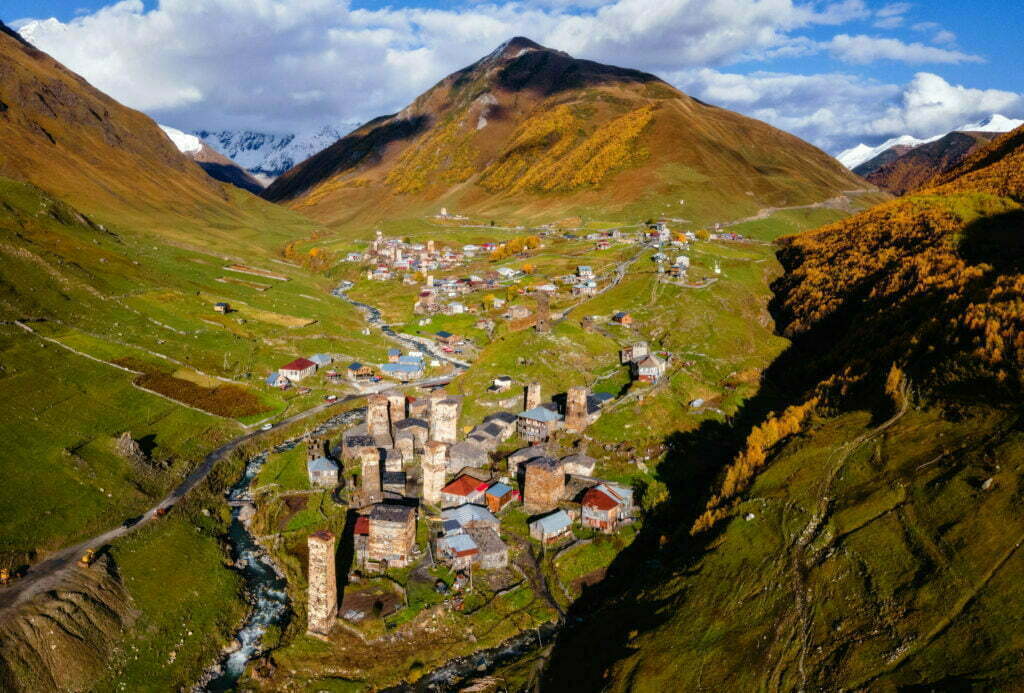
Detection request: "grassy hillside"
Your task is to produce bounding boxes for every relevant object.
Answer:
[543,128,1024,690]
[264,37,865,232]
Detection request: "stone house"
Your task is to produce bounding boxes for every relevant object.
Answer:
[465,526,509,570]
[448,440,489,473]
[560,453,596,477]
[633,354,666,383]
[307,456,339,487]
[620,341,649,364]
[507,445,547,480]
[367,503,417,568]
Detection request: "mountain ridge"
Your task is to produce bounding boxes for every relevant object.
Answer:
[262,37,864,228]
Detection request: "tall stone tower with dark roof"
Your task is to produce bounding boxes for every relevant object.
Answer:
[564,385,589,433]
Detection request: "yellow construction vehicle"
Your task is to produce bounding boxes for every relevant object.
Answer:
[79,549,96,566]
[0,567,10,585]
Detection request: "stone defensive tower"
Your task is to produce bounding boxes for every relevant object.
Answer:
[564,386,590,433]
[430,399,459,444]
[523,458,566,514]
[525,382,542,411]
[367,394,390,438]
[306,530,337,637]
[535,294,551,333]
[386,390,406,429]
[361,447,382,504]
[421,440,448,506]
[306,436,324,461]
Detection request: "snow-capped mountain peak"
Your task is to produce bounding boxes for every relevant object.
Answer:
[194,124,359,183]
[836,114,1024,170]
[159,125,203,154]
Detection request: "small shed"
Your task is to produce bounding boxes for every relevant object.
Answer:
[213,302,230,314]
[529,509,572,544]
[484,482,517,513]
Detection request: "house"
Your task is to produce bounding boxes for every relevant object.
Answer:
[437,533,478,571]
[620,341,649,364]
[572,280,598,297]
[347,362,374,381]
[448,440,489,473]
[265,371,290,389]
[441,503,500,531]
[444,302,466,316]
[307,456,339,487]
[381,361,424,381]
[576,265,594,279]
[529,509,573,544]
[280,357,317,381]
[560,453,596,477]
[633,354,666,383]
[611,312,634,327]
[367,503,417,568]
[435,331,461,346]
[507,305,531,320]
[581,483,634,533]
[534,283,558,294]
[484,482,517,513]
[465,526,509,570]
[382,470,407,496]
[440,475,489,508]
[309,353,333,367]
[353,515,370,565]
[388,348,402,363]
[507,444,547,479]
[482,412,518,440]
[495,267,518,279]
[517,406,563,442]
[213,302,230,314]
[490,376,513,393]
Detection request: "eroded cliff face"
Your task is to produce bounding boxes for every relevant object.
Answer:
[0,556,135,692]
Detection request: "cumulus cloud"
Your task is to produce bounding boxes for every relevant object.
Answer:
[825,34,982,64]
[671,69,1023,152]
[12,0,962,133]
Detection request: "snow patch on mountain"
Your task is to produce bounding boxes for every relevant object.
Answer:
[159,125,203,154]
[837,114,1024,170]
[194,125,358,182]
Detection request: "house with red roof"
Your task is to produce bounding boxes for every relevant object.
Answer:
[440,474,489,508]
[581,483,634,533]
[279,357,317,381]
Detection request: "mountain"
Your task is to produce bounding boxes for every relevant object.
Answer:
[262,37,864,227]
[195,126,356,184]
[836,114,1024,170]
[544,125,1024,691]
[159,125,265,194]
[855,130,997,195]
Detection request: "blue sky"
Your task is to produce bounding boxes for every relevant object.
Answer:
[6,0,1023,154]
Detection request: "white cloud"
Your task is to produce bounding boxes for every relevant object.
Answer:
[826,34,982,64]
[671,69,1023,153]
[10,0,900,132]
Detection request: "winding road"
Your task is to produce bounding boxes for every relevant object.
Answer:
[0,286,461,617]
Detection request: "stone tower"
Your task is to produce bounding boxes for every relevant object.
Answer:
[523,458,566,514]
[386,390,406,428]
[360,447,382,503]
[430,399,459,444]
[306,530,337,637]
[564,386,590,433]
[421,440,448,506]
[306,436,323,461]
[367,394,390,438]
[535,294,551,333]
[525,382,542,411]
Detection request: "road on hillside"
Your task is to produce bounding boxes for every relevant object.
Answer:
[0,350,455,616]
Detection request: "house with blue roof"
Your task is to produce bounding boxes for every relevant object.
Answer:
[387,348,402,362]
[437,533,478,571]
[265,371,289,389]
[307,456,339,487]
[381,361,423,382]
[529,509,573,543]
[309,353,333,367]
[441,503,499,531]
[484,482,517,513]
[517,405,563,441]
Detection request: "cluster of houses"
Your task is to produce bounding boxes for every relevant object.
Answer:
[413,268,521,316]
[620,341,667,384]
[266,353,335,389]
[349,231,474,281]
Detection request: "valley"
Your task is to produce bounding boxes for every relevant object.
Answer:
[3,16,1024,693]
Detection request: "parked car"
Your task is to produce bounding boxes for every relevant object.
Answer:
[325,395,338,402]
[261,423,273,431]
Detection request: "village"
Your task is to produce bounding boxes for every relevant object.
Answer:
[301,373,647,638]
